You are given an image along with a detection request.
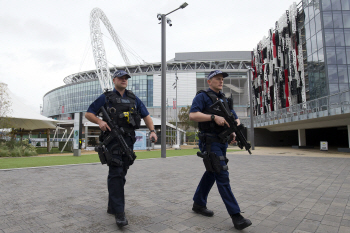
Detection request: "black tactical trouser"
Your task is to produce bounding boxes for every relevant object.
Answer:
[107,154,128,214]
[106,137,134,214]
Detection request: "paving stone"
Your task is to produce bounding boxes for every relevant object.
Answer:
[316,224,340,233]
[305,213,324,222]
[2,226,23,233]
[295,219,320,232]
[273,224,295,233]
[1,154,350,232]
[339,225,350,233]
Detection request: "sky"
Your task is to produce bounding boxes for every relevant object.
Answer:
[0,0,297,113]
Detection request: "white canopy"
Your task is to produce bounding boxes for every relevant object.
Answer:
[1,83,57,130]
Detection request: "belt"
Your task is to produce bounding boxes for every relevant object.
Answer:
[199,132,227,143]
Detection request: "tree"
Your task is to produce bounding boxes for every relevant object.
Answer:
[178,105,198,131]
[0,83,12,130]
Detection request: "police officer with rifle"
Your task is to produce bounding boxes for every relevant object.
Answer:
[189,70,252,230]
[85,70,157,228]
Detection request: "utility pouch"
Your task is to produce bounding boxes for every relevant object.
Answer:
[197,151,214,173]
[208,152,222,174]
[125,152,137,166]
[95,146,107,165]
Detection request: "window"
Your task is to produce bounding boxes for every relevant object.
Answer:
[316,31,323,51]
[338,65,349,83]
[311,35,318,53]
[323,12,333,28]
[331,0,342,10]
[333,12,343,28]
[322,0,332,11]
[334,29,345,46]
[328,65,338,83]
[329,84,339,94]
[325,29,335,46]
[304,4,310,22]
[305,23,311,40]
[315,13,322,32]
[343,12,350,28]
[309,4,315,19]
[307,39,312,56]
[310,18,316,36]
[336,47,347,64]
[317,49,325,64]
[342,0,350,10]
[326,47,337,64]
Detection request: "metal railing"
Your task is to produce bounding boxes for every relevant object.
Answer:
[241,89,350,128]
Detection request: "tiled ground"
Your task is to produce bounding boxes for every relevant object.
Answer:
[1,152,350,233]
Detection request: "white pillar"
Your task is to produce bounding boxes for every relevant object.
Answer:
[298,129,306,147]
[348,125,350,148]
[85,126,88,149]
[183,131,187,145]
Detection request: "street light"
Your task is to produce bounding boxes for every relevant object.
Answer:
[158,2,188,158]
[247,66,255,150]
[173,70,179,149]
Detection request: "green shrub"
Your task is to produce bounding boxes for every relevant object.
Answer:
[0,147,9,157]
[0,139,37,157]
[10,146,22,157]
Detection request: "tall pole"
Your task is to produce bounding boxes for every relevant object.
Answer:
[159,2,188,158]
[161,14,167,158]
[248,69,255,150]
[175,71,178,146]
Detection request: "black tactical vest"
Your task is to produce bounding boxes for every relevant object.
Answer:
[197,90,232,134]
[103,90,141,136]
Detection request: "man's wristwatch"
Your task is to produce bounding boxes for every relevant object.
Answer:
[150,130,155,133]
[211,114,215,121]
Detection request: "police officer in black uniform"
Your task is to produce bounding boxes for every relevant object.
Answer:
[85,70,157,227]
[189,70,252,230]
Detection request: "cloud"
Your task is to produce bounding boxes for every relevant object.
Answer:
[0,15,67,44]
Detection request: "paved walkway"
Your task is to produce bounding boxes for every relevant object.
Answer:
[1,147,350,233]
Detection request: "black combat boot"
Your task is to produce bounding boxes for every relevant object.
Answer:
[115,212,128,227]
[230,213,252,230]
[192,202,214,217]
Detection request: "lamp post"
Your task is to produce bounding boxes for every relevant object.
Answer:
[173,70,179,148]
[247,67,255,150]
[158,2,188,158]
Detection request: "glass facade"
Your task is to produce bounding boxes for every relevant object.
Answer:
[43,75,154,118]
[43,80,102,118]
[318,0,350,100]
[128,75,153,107]
[303,0,328,100]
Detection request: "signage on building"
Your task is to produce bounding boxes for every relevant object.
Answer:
[320,141,328,151]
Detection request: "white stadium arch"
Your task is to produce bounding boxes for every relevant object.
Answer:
[90,8,131,91]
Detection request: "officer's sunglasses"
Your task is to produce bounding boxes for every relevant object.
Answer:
[117,76,129,81]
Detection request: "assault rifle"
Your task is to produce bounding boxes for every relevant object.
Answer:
[95,106,136,166]
[209,100,252,154]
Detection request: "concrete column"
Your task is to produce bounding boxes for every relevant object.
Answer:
[348,125,350,148]
[183,132,187,145]
[298,129,306,147]
[85,126,88,149]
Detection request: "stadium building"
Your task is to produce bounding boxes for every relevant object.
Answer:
[43,0,350,151]
[42,51,252,147]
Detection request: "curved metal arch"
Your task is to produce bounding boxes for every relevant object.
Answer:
[90,8,130,91]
